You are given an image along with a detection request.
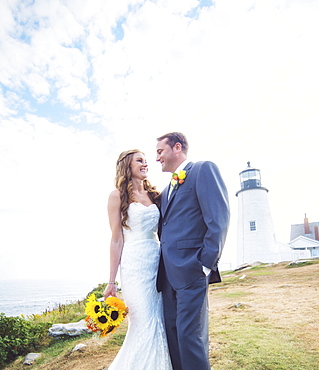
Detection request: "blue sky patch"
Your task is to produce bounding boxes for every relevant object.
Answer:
[186,0,214,19]
[112,17,126,41]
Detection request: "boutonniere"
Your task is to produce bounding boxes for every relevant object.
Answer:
[171,170,187,190]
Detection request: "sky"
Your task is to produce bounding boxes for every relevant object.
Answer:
[1,0,318,285]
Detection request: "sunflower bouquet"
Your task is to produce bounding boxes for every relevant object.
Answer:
[85,294,128,337]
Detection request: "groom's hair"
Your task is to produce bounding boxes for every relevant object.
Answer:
[157,132,189,154]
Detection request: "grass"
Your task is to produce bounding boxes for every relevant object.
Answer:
[43,334,92,356]
[4,261,319,369]
[249,270,275,276]
[210,311,318,370]
[105,332,126,347]
[208,260,319,370]
[2,283,128,370]
[25,300,86,325]
[35,335,91,365]
[220,291,251,299]
[286,259,319,268]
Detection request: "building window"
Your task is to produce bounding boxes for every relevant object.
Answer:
[249,221,256,231]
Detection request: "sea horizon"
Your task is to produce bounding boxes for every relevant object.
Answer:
[0,278,101,317]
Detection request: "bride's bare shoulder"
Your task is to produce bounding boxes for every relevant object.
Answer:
[108,189,121,202]
[108,190,121,214]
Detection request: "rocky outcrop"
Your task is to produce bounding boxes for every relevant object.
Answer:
[48,319,91,338]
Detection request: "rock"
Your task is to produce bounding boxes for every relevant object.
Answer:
[228,302,244,309]
[23,353,41,365]
[289,260,310,265]
[250,261,264,267]
[239,274,246,280]
[72,343,87,352]
[48,319,91,338]
[234,263,252,271]
[210,286,227,291]
[235,261,263,271]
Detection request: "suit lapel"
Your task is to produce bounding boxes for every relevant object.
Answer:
[161,186,169,215]
[162,162,193,217]
[183,162,193,173]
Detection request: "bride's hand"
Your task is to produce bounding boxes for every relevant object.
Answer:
[103,283,117,299]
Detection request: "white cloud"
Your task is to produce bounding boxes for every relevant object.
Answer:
[1,0,319,279]
[0,116,113,280]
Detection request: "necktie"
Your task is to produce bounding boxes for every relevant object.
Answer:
[168,182,174,199]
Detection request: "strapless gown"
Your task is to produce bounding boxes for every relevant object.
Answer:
[108,202,172,370]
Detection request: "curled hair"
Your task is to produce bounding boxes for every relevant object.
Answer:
[157,132,189,154]
[115,149,160,229]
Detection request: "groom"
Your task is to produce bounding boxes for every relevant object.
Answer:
[156,132,230,370]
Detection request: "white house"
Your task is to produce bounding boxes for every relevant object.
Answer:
[289,215,319,259]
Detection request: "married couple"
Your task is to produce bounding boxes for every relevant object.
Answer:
[103,132,230,370]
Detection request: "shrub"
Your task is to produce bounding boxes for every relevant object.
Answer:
[87,283,108,299]
[0,313,51,367]
[87,282,121,300]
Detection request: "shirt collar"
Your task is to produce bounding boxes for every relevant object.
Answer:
[173,160,189,174]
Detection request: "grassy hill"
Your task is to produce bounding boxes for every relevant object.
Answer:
[5,260,319,370]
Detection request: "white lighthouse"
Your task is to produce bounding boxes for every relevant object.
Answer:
[236,162,280,266]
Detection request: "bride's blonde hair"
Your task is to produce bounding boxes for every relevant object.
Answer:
[116,149,160,229]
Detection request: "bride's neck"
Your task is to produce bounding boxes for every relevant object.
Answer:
[132,178,144,193]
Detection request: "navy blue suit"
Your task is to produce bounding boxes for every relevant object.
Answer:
[157,161,230,370]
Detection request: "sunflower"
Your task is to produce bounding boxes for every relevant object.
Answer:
[85,294,102,319]
[100,325,116,337]
[105,306,126,327]
[95,312,111,331]
[105,296,127,311]
[85,294,128,337]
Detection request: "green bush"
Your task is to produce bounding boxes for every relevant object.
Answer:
[87,283,108,299]
[0,313,51,368]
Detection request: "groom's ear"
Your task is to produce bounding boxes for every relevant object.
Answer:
[173,142,182,153]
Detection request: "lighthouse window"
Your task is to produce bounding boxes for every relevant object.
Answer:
[249,221,256,231]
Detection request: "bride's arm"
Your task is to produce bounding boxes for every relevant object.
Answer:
[103,190,124,298]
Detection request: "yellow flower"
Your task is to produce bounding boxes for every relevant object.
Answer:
[85,294,128,337]
[100,326,115,337]
[106,307,126,327]
[105,296,127,311]
[171,170,187,188]
[85,294,102,319]
[95,312,111,330]
[178,170,186,180]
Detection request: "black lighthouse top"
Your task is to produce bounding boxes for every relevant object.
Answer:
[236,162,268,196]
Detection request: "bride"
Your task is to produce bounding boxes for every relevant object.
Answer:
[103,149,172,370]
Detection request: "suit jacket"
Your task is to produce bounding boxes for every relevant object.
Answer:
[157,161,230,290]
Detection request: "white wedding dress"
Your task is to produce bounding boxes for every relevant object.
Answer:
[108,202,172,370]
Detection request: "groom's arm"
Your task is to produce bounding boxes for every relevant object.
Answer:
[196,161,230,269]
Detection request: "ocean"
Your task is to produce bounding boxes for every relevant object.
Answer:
[0,279,99,317]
